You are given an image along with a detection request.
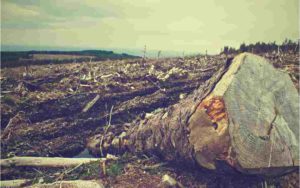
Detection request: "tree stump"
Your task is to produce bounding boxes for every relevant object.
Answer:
[125,53,299,176]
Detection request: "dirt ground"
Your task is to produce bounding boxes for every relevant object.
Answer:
[1,52,299,187]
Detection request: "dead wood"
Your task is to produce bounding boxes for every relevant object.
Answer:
[0,156,101,168]
[0,179,103,188]
[18,76,210,124]
[107,53,299,176]
[26,180,105,188]
[1,78,203,157]
[1,53,298,179]
[82,94,100,113]
[0,179,31,188]
[86,82,204,156]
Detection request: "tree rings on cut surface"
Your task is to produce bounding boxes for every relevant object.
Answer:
[188,53,299,175]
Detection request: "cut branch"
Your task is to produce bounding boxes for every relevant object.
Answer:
[82,94,100,113]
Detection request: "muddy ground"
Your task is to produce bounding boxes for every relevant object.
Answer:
[1,52,299,187]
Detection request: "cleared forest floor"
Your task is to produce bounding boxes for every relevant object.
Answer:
[1,52,299,187]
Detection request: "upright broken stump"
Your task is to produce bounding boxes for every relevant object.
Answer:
[124,53,299,176]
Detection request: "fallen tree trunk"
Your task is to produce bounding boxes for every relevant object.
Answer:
[101,53,299,176]
[0,156,101,168]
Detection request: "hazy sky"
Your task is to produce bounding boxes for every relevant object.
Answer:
[1,0,299,53]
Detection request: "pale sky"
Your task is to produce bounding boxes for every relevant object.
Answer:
[1,0,299,53]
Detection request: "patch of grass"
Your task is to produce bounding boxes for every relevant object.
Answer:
[107,162,124,177]
[62,160,102,180]
[78,161,101,179]
[62,160,124,179]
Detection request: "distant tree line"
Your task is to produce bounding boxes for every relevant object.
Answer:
[221,39,299,55]
[1,50,140,68]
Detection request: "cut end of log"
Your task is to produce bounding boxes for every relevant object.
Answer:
[188,53,299,175]
[188,96,230,170]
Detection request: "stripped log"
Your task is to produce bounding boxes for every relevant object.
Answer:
[0,157,101,168]
[0,179,31,188]
[0,179,104,188]
[26,180,104,188]
[107,53,299,176]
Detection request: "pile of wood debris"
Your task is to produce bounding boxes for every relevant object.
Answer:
[1,52,299,187]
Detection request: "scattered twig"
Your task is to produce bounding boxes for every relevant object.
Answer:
[82,94,100,113]
[101,74,114,79]
[65,163,83,174]
[197,66,216,72]
[33,168,44,175]
[268,139,273,168]
[102,160,106,176]
[1,90,13,94]
[80,84,93,87]
[56,163,83,181]
[99,105,114,157]
[146,76,165,92]
[141,162,168,170]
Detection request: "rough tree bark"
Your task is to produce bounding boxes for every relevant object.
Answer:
[100,53,299,176]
